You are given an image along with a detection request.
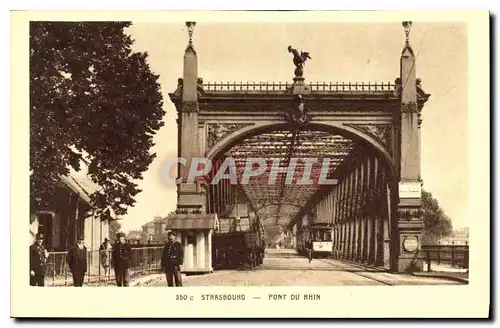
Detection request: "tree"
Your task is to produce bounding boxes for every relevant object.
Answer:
[109,220,122,239]
[421,190,453,244]
[30,22,165,216]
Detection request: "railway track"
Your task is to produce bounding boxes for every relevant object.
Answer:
[316,258,394,286]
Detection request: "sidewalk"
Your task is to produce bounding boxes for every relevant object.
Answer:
[424,261,468,273]
[415,261,469,283]
[131,270,234,287]
[412,271,469,284]
[46,269,162,287]
[325,258,469,284]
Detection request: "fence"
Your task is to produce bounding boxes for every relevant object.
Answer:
[44,246,164,286]
[421,244,469,272]
[201,81,396,94]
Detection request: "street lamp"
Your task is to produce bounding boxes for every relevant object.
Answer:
[402,21,413,45]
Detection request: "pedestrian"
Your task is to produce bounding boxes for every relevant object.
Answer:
[308,240,313,263]
[111,232,131,287]
[67,235,88,287]
[29,232,49,286]
[99,238,112,277]
[161,230,184,287]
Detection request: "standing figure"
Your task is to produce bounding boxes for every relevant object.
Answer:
[99,238,112,277]
[67,235,88,287]
[112,232,132,287]
[308,240,313,263]
[161,231,184,287]
[29,232,49,286]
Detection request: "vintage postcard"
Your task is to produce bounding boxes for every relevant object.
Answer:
[11,11,490,318]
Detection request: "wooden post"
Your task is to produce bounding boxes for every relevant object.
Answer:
[451,242,455,267]
[437,245,441,265]
[464,244,469,270]
[51,254,55,286]
[427,250,431,272]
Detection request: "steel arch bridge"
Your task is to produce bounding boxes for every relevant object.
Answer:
[167,21,430,273]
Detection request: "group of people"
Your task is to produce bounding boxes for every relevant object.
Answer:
[29,229,185,287]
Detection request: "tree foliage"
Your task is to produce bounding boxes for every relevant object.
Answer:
[421,190,453,244]
[109,220,122,239]
[30,22,165,215]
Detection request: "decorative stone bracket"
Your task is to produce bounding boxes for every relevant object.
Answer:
[206,123,254,150]
[285,94,312,126]
[401,102,418,113]
[181,101,199,114]
[344,123,393,155]
[397,207,424,221]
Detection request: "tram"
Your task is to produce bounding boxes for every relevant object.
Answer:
[296,223,333,258]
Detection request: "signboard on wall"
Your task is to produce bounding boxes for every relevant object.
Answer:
[399,181,422,199]
[402,236,419,253]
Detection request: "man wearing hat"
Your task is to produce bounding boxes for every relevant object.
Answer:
[67,235,88,287]
[161,230,184,287]
[112,232,132,287]
[29,232,49,286]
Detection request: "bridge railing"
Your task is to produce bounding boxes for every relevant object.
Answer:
[421,244,469,271]
[43,246,164,286]
[309,81,395,93]
[201,81,396,94]
[203,81,291,93]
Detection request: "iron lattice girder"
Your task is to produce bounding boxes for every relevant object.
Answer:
[223,128,357,224]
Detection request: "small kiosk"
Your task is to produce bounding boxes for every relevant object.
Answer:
[164,213,219,274]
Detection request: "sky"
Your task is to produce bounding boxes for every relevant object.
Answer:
[119,22,468,232]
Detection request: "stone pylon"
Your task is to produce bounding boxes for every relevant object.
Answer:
[394,21,424,272]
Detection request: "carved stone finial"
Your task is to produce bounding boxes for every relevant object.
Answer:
[402,21,413,45]
[186,21,196,45]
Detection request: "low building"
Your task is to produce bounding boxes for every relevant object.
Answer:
[30,166,117,253]
[154,217,168,237]
[141,221,155,239]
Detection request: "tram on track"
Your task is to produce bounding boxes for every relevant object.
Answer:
[296,223,333,258]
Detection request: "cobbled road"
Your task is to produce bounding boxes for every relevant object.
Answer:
[144,249,462,286]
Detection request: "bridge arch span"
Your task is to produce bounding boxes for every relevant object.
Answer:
[206,121,397,183]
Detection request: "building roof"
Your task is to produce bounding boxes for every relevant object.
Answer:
[59,166,117,220]
[142,221,156,228]
[59,166,101,204]
[165,214,218,230]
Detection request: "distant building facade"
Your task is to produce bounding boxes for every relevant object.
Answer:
[138,213,177,243]
[141,221,155,238]
[439,227,469,245]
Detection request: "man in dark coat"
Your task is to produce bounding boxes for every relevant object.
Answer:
[112,232,132,287]
[67,235,88,287]
[29,232,48,286]
[161,231,184,287]
[308,240,313,263]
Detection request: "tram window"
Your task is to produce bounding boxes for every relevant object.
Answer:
[315,231,325,241]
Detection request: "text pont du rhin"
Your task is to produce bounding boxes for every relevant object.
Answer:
[268,294,321,301]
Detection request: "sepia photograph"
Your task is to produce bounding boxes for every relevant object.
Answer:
[11,10,490,318]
